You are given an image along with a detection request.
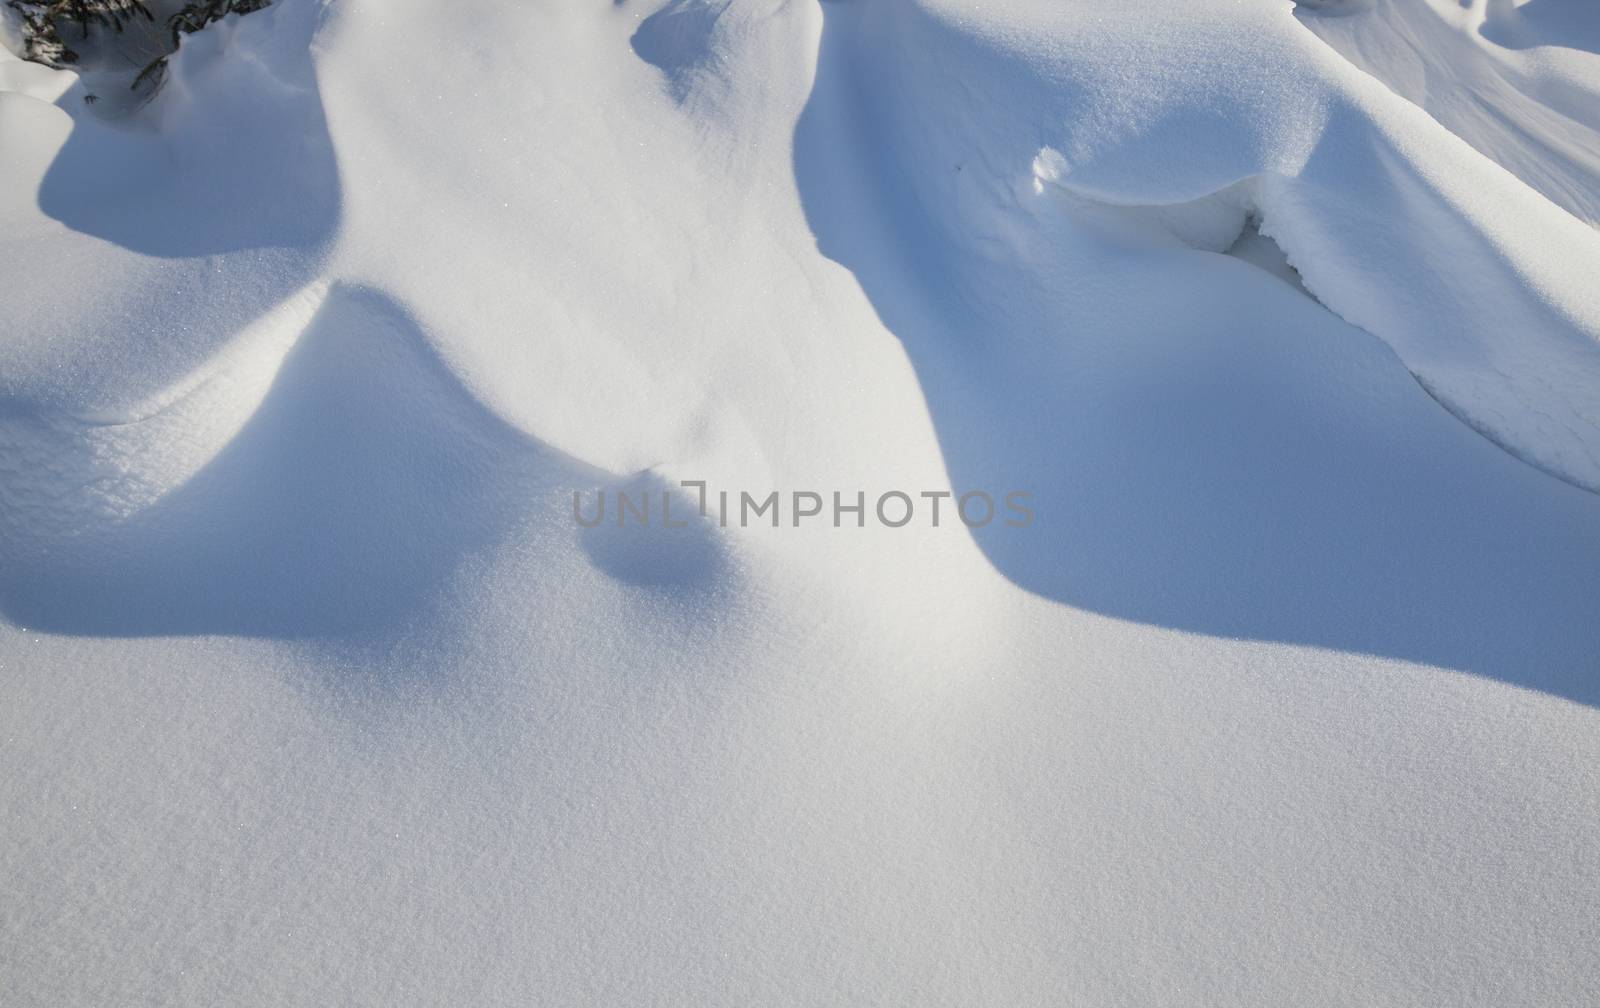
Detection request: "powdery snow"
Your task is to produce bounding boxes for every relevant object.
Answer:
[2,0,1599,1003]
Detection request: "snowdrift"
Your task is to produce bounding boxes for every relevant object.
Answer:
[2,0,1599,1003]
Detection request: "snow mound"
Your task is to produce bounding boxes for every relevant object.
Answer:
[630,0,730,102]
[1299,0,1600,226]
[818,0,1600,493]
[4,0,1600,1003]
[0,283,572,638]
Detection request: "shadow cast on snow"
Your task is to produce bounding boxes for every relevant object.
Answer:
[0,274,736,643]
[1,287,546,641]
[9,0,1596,695]
[35,0,339,258]
[1479,0,1600,55]
[793,1,1600,705]
[2,0,736,649]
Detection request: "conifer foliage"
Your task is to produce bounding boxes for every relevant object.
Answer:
[7,0,153,66]
[7,0,270,92]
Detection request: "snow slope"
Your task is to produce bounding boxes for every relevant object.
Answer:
[1299,0,1600,226]
[3,0,1600,1003]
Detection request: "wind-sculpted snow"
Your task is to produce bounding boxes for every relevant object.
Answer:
[795,0,1600,682]
[1299,0,1600,226]
[3,0,1600,1003]
[0,0,337,418]
[820,0,1600,493]
[0,281,328,548]
[631,0,733,103]
[0,283,594,638]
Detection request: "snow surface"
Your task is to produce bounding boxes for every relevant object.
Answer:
[3,0,1600,1003]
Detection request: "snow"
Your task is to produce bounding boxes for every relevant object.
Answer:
[3,0,1600,1003]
